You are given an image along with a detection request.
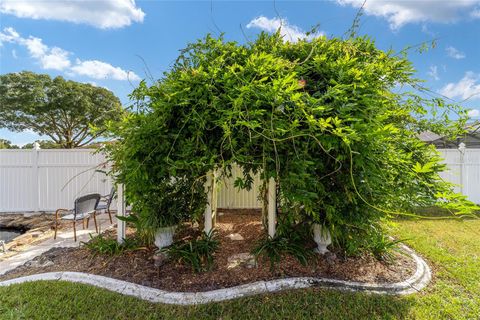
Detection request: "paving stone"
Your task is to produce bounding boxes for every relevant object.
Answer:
[227,233,244,241]
[227,253,256,269]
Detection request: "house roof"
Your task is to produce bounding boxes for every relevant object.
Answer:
[419,121,480,148]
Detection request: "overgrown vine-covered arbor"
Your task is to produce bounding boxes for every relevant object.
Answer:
[106,33,477,256]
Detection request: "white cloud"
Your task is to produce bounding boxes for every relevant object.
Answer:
[428,65,439,81]
[446,46,466,59]
[40,47,72,70]
[0,0,145,29]
[440,72,480,101]
[336,0,480,29]
[71,59,140,81]
[246,16,324,42]
[1,27,70,70]
[472,8,480,18]
[0,26,20,43]
[467,109,480,117]
[0,27,139,81]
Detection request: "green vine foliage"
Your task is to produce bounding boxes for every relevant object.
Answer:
[105,32,478,254]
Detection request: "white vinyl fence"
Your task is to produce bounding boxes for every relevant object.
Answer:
[0,148,112,212]
[1,146,479,213]
[217,169,262,209]
[0,148,261,213]
[438,147,480,204]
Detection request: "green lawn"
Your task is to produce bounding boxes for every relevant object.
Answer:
[0,219,479,320]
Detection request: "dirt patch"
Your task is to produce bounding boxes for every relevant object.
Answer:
[0,211,416,292]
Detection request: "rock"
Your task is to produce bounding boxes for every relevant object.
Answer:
[43,248,66,260]
[42,260,54,267]
[227,253,256,269]
[226,233,244,241]
[153,252,169,267]
[25,259,54,268]
[324,252,337,266]
[29,231,43,238]
[0,213,53,230]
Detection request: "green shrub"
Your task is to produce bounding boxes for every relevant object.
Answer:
[162,230,219,273]
[252,221,315,271]
[117,213,155,246]
[332,223,403,261]
[367,233,403,262]
[105,32,478,259]
[83,234,140,256]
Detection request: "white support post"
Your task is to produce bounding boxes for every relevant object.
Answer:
[204,171,213,233]
[267,177,276,238]
[212,169,219,228]
[32,142,40,212]
[459,143,466,194]
[117,183,126,244]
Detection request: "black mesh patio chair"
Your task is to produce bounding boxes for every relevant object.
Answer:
[96,187,115,223]
[54,193,101,242]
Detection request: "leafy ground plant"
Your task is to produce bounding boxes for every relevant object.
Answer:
[82,234,141,256]
[252,222,315,271]
[332,223,404,261]
[162,230,219,273]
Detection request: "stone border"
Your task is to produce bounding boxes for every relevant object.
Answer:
[0,244,431,305]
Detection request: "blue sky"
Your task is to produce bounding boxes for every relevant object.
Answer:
[1,0,479,146]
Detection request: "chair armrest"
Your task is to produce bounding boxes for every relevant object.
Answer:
[55,208,72,219]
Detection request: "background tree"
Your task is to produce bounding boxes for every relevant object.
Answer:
[0,139,19,149]
[22,140,61,149]
[0,71,123,148]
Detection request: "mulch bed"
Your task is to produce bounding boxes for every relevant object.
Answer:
[0,210,416,292]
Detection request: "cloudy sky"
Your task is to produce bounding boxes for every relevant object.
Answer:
[1,0,479,145]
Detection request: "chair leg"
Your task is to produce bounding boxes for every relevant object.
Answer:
[83,218,86,229]
[93,213,98,233]
[107,208,113,224]
[54,209,59,240]
[73,220,77,242]
[86,217,90,228]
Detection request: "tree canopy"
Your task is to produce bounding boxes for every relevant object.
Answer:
[0,71,123,148]
[21,140,62,149]
[106,33,477,255]
[0,139,19,149]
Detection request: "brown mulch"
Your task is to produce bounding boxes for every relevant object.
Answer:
[0,210,416,292]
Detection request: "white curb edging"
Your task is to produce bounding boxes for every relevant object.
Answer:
[0,245,431,305]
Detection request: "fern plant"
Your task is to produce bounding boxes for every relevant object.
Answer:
[252,222,315,271]
[162,230,219,273]
[82,234,141,256]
